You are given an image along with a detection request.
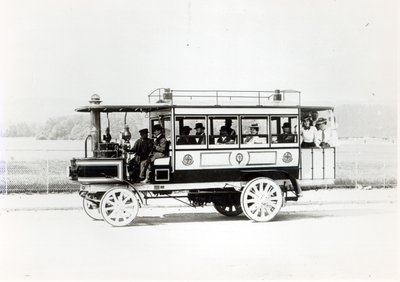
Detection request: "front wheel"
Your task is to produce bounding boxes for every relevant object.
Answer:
[240,177,283,222]
[213,203,243,217]
[100,187,140,227]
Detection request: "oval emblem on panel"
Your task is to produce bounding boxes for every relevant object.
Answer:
[282,152,293,163]
[182,154,194,166]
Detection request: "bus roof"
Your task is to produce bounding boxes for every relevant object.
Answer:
[75,104,334,113]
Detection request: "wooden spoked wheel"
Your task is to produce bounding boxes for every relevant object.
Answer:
[213,203,243,217]
[100,187,139,227]
[83,198,103,220]
[240,177,283,222]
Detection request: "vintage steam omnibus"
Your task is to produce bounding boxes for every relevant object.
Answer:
[69,89,337,226]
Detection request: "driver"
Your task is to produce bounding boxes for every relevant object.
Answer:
[141,124,168,184]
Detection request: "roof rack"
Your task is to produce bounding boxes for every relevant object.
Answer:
[148,88,301,107]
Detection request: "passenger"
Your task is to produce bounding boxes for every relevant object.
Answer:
[244,123,263,144]
[300,118,317,148]
[224,118,236,138]
[195,123,206,144]
[177,126,197,145]
[315,117,334,148]
[277,122,295,143]
[130,128,153,181]
[217,126,235,144]
[141,124,168,184]
[103,127,112,143]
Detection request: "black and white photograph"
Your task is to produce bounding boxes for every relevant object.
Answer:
[0,0,398,281]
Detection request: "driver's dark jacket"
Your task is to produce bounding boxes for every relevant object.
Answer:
[131,138,153,162]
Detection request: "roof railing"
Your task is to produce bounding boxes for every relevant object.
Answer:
[148,88,301,106]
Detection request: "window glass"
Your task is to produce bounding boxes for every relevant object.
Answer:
[151,118,171,140]
[241,117,268,145]
[208,116,238,145]
[271,116,298,144]
[175,116,206,146]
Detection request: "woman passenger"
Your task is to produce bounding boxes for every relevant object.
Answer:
[300,117,317,148]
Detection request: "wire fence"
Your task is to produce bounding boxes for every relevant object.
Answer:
[0,142,397,194]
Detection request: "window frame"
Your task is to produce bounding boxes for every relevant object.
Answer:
[208,115,239,149]
[174,115,207,150]
[240,115,270,148]
[270,115,299,147]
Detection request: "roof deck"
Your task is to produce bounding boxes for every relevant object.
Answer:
[148,88,301,107]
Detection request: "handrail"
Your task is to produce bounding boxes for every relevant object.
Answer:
[84,135,92,158]
[148,88,301,106]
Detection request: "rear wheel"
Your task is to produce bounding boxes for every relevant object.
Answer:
[241,177,283,222]
[100,187,139,227]
[213,203,243,217]
[83,198,102,221]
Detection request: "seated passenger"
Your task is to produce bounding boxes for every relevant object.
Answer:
[129,128,153,181]
[277,122,295,143]
[177,126,197,145]
[315,117,334,148]
[141,124,168,184]
[300,118,317,148]
[217,126,235,144]
[224,118,236,136]
[103,127,112,143]
[244,124,263,144]
[195,123,206,144]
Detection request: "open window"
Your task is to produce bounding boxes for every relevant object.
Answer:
[175,116,207,149]
[208,116,239,149]
[241,117,269,148]
[271,116,299,147]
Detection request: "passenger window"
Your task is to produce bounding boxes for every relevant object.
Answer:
[151,118,171,140]
[208,117,238,145]
[175,116,206,146]
[241,117,268,146]
[271,116,298,144]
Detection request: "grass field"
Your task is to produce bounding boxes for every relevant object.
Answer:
[0,137,397,193]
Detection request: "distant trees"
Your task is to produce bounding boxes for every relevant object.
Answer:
[4,122,37,137]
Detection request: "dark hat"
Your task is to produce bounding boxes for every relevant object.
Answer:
[316,117,327,125]
[195,122,205,129]
[220,125,228,132]
[139,128,148,134]
[282,122,290,128]
[182,125,192,132]
[152,124,163,132]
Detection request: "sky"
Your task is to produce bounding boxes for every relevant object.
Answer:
[0,0,397,127]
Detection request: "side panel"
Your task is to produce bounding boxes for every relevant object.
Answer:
[76,159,125,183]
[175,148,299,170]
[300,148,336,184]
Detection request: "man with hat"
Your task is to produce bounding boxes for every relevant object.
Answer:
[277,122,295,143]
[141,124,169,184]
[195,122,206,144]
[129,128,153,181]
[177,126,197,145]
[315,117,334,148]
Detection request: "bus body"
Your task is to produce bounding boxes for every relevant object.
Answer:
[69,89,337,226]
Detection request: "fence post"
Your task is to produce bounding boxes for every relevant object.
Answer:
[46,150,49,194]
[354,158,358,188]
[5,159,7,195]
[383,160,386,188]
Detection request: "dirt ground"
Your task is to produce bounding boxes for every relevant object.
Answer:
[0,188,398,281]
